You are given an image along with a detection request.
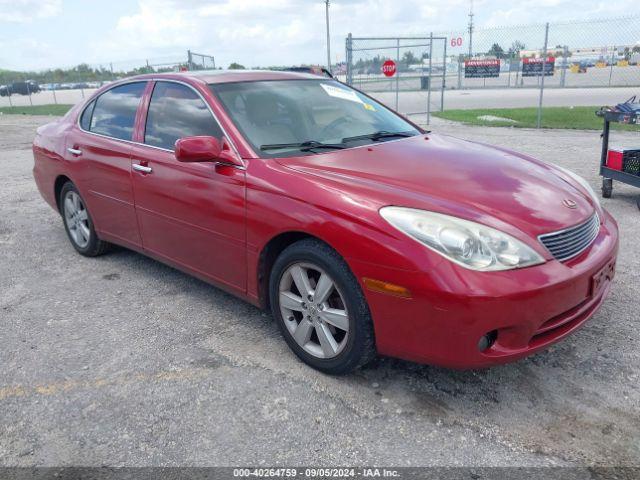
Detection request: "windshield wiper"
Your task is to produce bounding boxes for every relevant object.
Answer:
[260,131,416,152]
[260,140,346,152]
[342,130,416,143]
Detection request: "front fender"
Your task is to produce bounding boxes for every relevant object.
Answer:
[244,158,438,304]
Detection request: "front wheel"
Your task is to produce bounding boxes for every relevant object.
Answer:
[60,182,110,257]
[269,239,376,374]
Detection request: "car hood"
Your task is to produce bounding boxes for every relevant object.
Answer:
[275,133,596,239]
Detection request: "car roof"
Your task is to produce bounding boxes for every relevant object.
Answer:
[129,69,325,84]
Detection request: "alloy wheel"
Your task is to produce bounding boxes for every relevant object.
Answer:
[278,262,350,359]
[63,191,90,249]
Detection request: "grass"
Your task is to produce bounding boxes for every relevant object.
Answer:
[0,104,73,116]
[433,106,638,131]
[0,103,636,132]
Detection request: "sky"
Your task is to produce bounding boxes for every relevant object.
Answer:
[0,0,638,71]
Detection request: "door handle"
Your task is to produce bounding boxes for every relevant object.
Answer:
[133,163,153,174]
[67,147,82,156]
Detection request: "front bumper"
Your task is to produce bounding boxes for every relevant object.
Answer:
[350,209,619,369]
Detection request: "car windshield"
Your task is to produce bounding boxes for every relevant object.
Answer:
[209,79,420,157]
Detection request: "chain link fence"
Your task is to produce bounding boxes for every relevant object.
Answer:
[345,34,447,121]
[442,16,640,90]
[2,14,638,126]
[0,52,216,108]
[441,22,549,90]
[187,51,216,71]
[345,15,640,126]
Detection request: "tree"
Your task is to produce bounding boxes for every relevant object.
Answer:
[507,41,526,59]
[401,51,418,65]
[487,43,504,59]
[551,45,571,58]
[228,62,246,70]
[354,54,385,74]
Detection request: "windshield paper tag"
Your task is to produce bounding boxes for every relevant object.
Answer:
[321,83,364,104]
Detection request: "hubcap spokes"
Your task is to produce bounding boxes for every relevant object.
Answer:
[64,191,90,248]
[279,263,349,359]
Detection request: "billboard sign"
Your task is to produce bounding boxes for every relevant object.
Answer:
[464,59,500,78]
[522,57,555,77]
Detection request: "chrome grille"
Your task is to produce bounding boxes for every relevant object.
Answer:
[539,213,600,262]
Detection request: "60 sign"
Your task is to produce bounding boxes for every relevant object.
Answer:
[450,37,464,48]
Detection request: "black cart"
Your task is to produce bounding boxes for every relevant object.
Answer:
[597,108,640,199]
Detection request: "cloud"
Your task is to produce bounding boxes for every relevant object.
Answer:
[5,0,640,70]
[92,0,331,67]
[95,0,465,67]
[0,0,61,22]
[0,37,54,70]
[86,0,640,69]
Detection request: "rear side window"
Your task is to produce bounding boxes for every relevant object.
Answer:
[144,81,222,150]
[90,82,146,141]
[79,99,95,131]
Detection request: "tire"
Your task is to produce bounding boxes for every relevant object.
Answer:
[59,182,110,257]
[269,239,376,374]
[602,177,613,199]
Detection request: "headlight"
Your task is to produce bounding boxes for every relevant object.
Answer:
[554,166,600,207]
[380,207,545,271]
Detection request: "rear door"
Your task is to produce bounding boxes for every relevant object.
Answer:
[130,80,247,293]
[67,81,147,248]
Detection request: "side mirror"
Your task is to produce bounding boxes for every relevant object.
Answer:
[175,136,221,163]
[175,136,244,168]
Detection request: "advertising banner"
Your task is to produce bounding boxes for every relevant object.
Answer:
[522,57,555,77]
[464,59,500,78]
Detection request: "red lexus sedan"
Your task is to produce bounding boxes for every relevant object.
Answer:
[33,71,618,374]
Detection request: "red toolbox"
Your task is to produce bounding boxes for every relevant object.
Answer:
[606,148,640,175]
[606,148,624,171]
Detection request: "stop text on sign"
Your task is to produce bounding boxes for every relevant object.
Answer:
[382,60,396,77]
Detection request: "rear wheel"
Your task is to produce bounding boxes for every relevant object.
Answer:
[60,182,110,257]
[269,239,376,374]
[602,177,613,198]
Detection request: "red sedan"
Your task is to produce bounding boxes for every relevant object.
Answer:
[32,71,618,374]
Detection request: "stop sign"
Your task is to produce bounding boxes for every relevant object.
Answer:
[382,60,397,77]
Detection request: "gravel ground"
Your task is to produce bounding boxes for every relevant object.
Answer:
[0,115,639,468]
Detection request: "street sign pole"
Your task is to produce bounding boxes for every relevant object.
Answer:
[346,33,353,85]
[395,38,400,111]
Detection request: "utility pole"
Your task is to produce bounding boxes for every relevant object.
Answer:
[536,22,550,129]
[468,0,474,59]
[325,0,332,73]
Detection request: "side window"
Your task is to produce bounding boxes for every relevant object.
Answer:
[79,99,95,131]
[145,81,223,150]
[90,82,146,141]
